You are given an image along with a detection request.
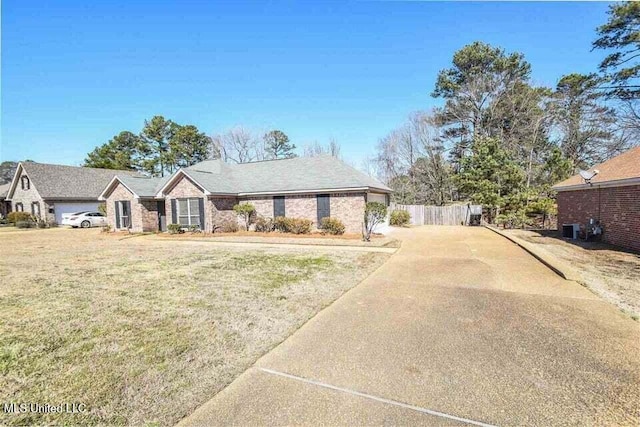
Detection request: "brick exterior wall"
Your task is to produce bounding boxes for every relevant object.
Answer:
[243,196,274,219]
[10,172,46,220]
[330,192,366,233]
[557,184,640,252]
[105,183,159,232]
[240,192,366,233]
[210,197,238,230]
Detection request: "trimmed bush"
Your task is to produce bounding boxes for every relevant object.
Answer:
[167,224,184,234]
[273,216,293,233]
[289,218,313,234]
[233,203,256,231]
[319,217,345,235]
[254,216,275,232]
[220,219,239,233]
[363,202,387,242]
[274,216,312,234]
[389,210,411,226]
[7,212,33,224]
[16,220,36,229]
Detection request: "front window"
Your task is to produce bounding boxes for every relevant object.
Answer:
[120,202,130,228]
[21,176,30,190]
[31,202,40,217]
[15,202,23,212]
[177,198,201,228]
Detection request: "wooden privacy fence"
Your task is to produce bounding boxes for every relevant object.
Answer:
[391,203,482,226]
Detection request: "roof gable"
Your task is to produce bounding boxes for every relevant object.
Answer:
[553,146,640,190]
[8,162,144,200]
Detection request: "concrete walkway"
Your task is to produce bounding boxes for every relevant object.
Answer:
[180,226,640,426]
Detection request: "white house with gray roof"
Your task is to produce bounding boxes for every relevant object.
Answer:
[5,162,142,224]
[99,156,392,233]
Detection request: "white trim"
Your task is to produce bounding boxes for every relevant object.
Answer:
[98,176,139,200]
[155,169,210,197]
[238,187,384,197]
[6,163,25,200]
[554,177,640,192]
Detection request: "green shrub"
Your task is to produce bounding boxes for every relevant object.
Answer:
[254,216,275,232]
[167,224,184,234]
[36,219,48,229]
[389,210,411,226]
[220,219,239,233]
[273,216,312,234]
[7,212,33,224]
[16,220,36,229]
[273,216,293,232]
[319,217,345,235]
[233,203,256,231]
[289,218,313,234]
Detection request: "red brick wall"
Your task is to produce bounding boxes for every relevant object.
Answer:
[557,185,640,252]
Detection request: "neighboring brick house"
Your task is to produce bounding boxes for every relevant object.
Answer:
[5,162,142,223]
[553,146,640,252]
[99,156,392,233]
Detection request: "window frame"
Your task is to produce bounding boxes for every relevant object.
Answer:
[119,201,131,229]
[21,176,30,190]
[15,202,24,212]
[176,198,201,228]
[31,202,41,217]
[273,196,285,218]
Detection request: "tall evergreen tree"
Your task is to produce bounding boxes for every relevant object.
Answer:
[264,130,296,159]
[84,131,142,171]
[140,116,174,176]
[455,137,525,222]
[593,1,640,99]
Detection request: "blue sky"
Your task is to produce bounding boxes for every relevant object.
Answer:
[1,1,611,167]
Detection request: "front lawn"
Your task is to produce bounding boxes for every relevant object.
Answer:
[0,229,388,425]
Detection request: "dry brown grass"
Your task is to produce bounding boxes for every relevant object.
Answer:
[0,228,389,425]
[505,229,640,318]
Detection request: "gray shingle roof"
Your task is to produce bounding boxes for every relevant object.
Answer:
[17,162,143,200]
[118,175,170,197]
[0,183,9,199]
[183,156,392,194]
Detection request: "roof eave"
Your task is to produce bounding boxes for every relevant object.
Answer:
[98,176,140,200]
[6,162,25,200]
[237,186,391,197]
[553,176,640,191]
[155,169,211,197]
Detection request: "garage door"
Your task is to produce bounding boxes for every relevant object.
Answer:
[53,202,101,224]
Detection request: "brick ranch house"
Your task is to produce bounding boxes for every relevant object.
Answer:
[99,156,392,234]
[553,146,640,252]
[5,162,141,223]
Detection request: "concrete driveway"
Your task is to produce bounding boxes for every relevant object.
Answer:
[180,226,640,426]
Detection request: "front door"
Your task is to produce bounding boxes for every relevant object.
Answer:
[157,200,167,232]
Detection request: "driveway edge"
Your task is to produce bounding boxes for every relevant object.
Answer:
[483,225,583,282]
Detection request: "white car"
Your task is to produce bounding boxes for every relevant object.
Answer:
[61,211,107,228]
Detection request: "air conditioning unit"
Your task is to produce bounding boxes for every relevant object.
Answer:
[562,223,580,240]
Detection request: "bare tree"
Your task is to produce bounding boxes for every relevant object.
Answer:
[375,111,454,205]
[211,126,266,164]
[303,138,341,158]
